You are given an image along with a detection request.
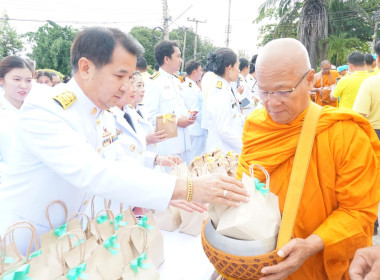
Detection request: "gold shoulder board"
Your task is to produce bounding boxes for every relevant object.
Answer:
[150,72,160,80]
[189,81,192,88]
[52,91,77,110]
[216,81,223,89]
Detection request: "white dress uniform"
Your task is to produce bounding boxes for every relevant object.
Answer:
[205,76,245,154]
[109,105,156,168]
[182,78,207,159]
[200,71,217,130]
[0,95,18,184]
[0,78,175,239]
[135,103,157,153]
[237,74,261,118]
[143,69,192,163]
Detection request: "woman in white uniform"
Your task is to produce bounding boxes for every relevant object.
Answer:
[132,72,167,153]
[0,56,33,183]
[204,48,245,154]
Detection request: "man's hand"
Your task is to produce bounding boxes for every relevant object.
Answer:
[177,116,195,128]
[146,130,167,145]
[155,155,182,167]
[260,234,324,280]
[169,200,207,213]
[237,85,244,94]
[349,245,380,280]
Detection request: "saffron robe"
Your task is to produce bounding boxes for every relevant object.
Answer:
[237,104,380,279]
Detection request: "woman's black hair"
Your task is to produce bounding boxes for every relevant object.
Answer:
[205,48,237,76]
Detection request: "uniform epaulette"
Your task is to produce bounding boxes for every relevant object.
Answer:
[52,91,77,110]
[127,104,134,109]
[189,81,192,88]
[216,81,223,89]
[150,72,160,80]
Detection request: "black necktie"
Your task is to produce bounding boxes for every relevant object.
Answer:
[124,112,136,132]
[136,109,143,119]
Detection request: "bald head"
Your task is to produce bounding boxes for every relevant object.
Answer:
[255,38,314,125]
[256,38,310,78]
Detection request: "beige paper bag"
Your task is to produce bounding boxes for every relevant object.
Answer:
[216,165,281,240]
[178,209,209,236]
[40,200,81,255]
[156,114,177,139]
[168,162,189,177]
[120,226,159,280]
[153,206,181,232]
[133,212,164,268]
[88,210,125,280]
[54,230,102,280]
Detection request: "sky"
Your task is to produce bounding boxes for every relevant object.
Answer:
[1,0,266,58]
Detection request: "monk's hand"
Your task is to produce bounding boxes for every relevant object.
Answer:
[192,174,249,207]
[260,234,324,280]
[349,245,380,280]
[169,200,207,213]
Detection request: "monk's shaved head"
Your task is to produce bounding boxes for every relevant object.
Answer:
[320,60,331,67]
[255,38,314,125]
[256,38,310,79]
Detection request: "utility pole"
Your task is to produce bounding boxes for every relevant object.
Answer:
[226,0,232,47]
[181,27,188,74]
[372,10,379,53]
[162,0,169,40]
[187,18,206,59]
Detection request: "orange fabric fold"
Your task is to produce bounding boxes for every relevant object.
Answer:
[237,105,380,279]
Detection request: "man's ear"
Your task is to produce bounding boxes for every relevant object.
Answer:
[77,57,94,80]
[306,69,315,87]
[0,78,3,86]
[163,56,170,65]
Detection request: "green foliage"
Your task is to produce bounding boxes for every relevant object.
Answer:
[0,13,23,58]
[129,26,160,68]
[169,28,217,67]
[26,21,77,76]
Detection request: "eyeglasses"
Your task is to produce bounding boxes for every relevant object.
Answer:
[255,70,311,101]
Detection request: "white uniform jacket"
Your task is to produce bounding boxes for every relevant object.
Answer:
[0,78,175,235]
[110,105,156,168]
[182,78,207,137]
[205,76,245,154]
[0,95,18,184]
[143,69,191,156]
[135,104,158,153]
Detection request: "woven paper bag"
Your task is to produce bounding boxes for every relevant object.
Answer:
[153,206,181,232]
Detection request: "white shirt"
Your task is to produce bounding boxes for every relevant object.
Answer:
[0,78,175,235]
[144,68,191,155]
[182,78,207,136]
[205,76,245,154]
[0,95,19,184]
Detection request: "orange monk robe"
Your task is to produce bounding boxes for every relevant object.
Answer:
[237,105,380,279]
[314,70,340,107]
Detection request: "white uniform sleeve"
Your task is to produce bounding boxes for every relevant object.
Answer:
[18,105,176,211]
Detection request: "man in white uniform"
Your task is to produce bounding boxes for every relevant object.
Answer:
[182,60,207,159]
[144,40,194,164]
[0,27,248,240]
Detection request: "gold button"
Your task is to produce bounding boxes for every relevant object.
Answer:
[130,144,136,152]
[97,147,101,153]
[96,119,100,125]
[91,108,97,115]
[83,199,88,206]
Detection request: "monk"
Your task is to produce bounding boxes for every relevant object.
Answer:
[236,38,380,279]
[311,60,340,107]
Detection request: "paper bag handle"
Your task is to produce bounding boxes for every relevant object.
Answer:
[249,164,270,191]
[120,225,148,266]
[45,200,68,230]
[56,230,86,274]
[67,212,92,239]
[94,209,116,243]
[276,102,322,249]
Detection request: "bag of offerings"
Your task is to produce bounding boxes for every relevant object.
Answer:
[156,113,177,139]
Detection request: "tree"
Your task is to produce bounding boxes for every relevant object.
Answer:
[129,26,161,68]
[257,0,375,69]
[0,13,23,59]
[26,21,77,76]
[322,33,363,66]
[169,28,217,68]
